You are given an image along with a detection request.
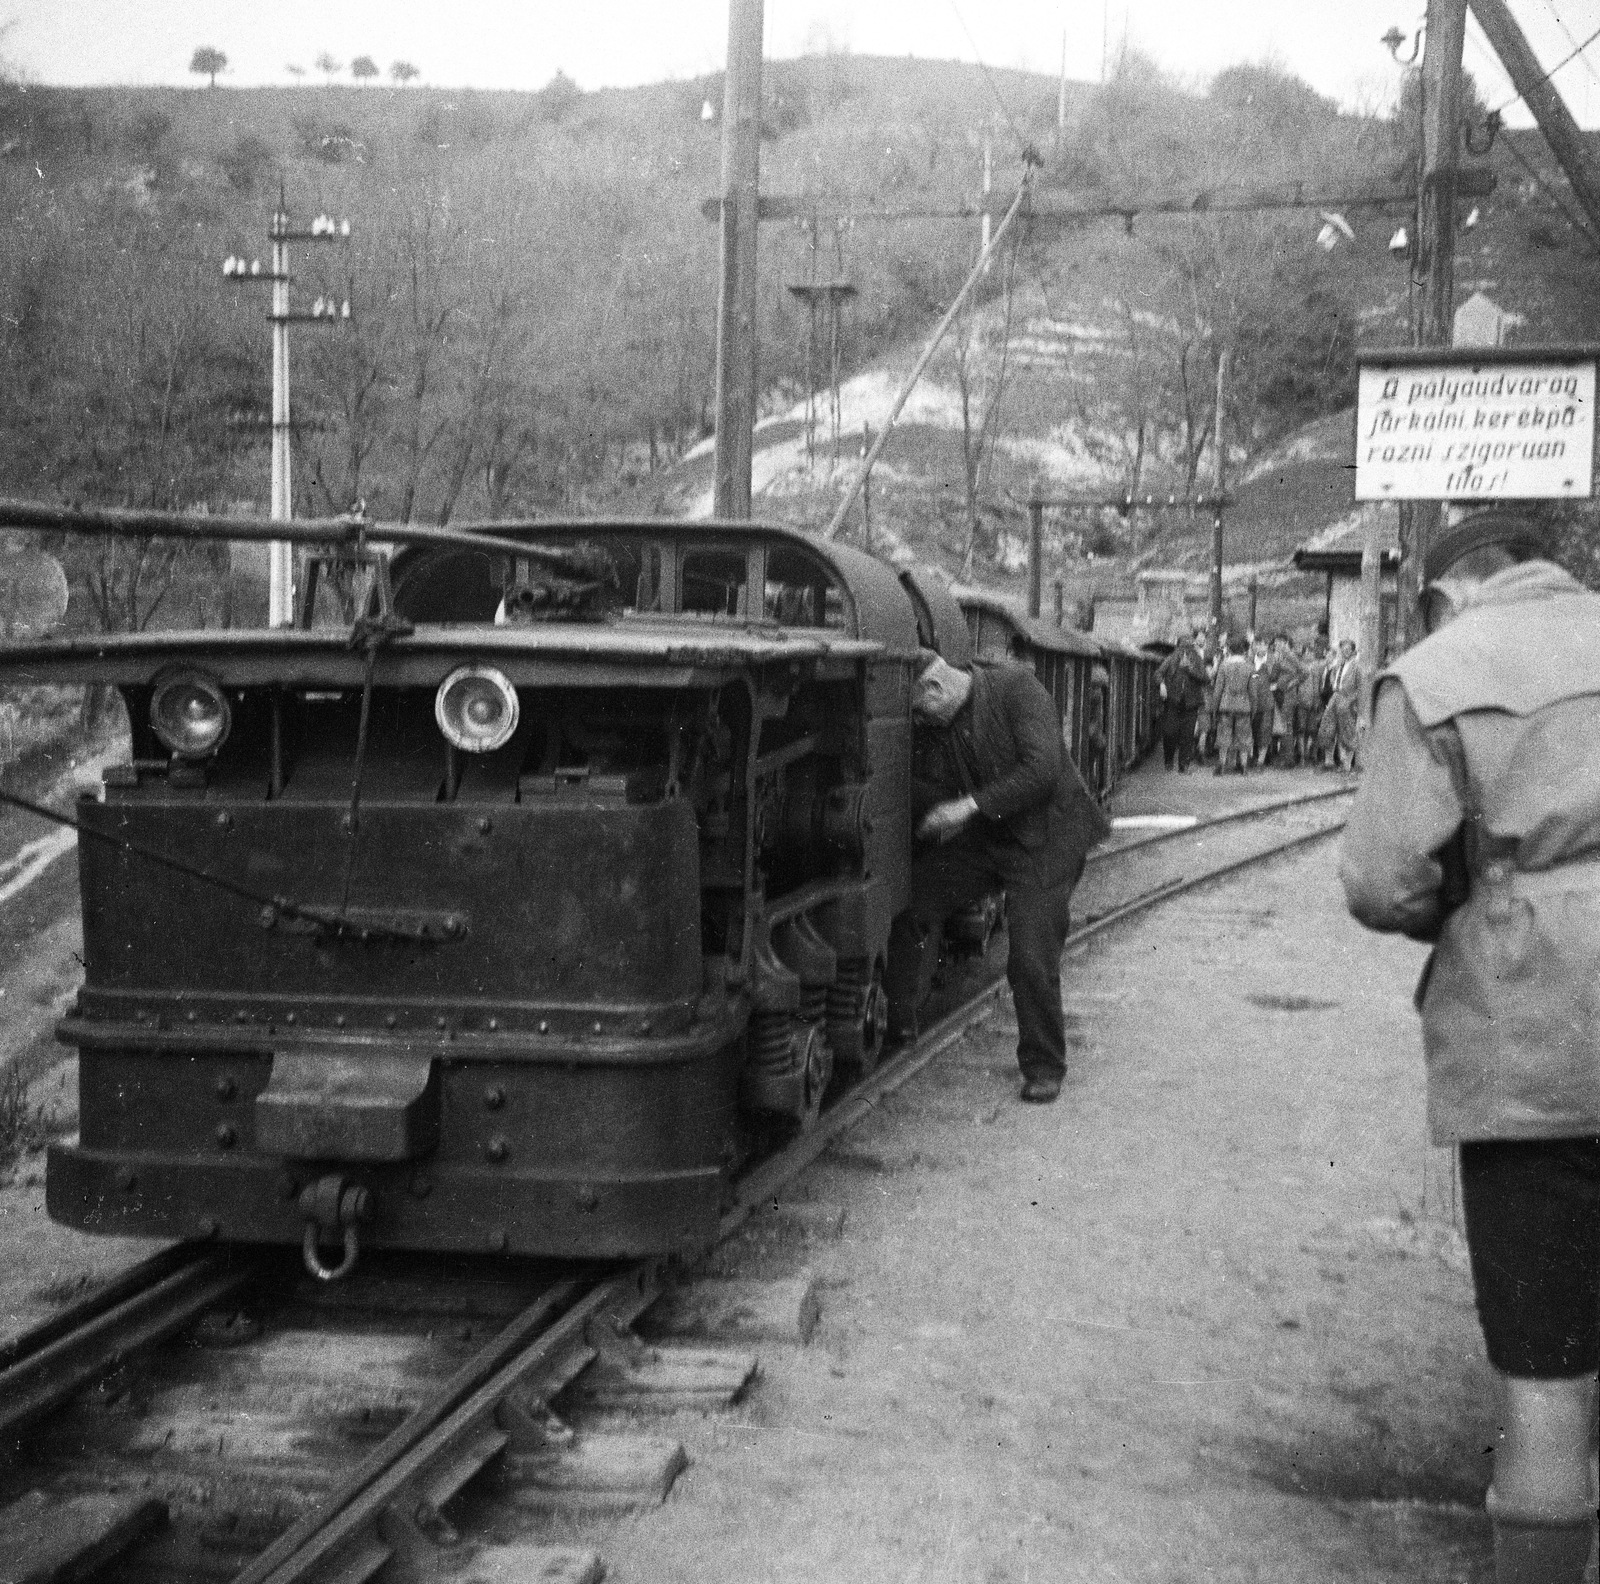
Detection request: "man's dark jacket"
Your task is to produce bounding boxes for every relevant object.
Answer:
[1158,642,1209,712]
[913,663,1111,889]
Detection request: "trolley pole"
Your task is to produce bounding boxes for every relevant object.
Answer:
[711,0,764,520]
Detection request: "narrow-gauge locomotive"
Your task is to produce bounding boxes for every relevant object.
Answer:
[0,515,1154,1274]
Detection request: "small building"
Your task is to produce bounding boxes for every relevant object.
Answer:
[1291,508,1400,661]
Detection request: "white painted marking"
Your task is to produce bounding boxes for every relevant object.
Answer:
[1112,815,1198,830]
[0,827,77,906]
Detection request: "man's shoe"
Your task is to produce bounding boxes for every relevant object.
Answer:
[1020,1076,1062,1104]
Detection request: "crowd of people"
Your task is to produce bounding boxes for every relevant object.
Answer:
[1154,625,1365,776]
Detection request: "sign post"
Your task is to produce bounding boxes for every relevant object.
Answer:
[1356,348,1597,504]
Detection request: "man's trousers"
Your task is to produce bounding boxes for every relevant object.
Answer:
[886,838,1074,1081]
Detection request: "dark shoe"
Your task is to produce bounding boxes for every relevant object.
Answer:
[1020,1075,1062,1104]
[1213,765,1225,777]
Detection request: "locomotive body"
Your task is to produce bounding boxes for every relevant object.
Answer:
[12,520,926,1265]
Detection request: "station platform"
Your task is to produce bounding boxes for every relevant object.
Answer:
[1107,746,1359,825]
[608,758,1499,1584]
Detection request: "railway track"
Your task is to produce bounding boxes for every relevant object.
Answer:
[0,782,1355,1584]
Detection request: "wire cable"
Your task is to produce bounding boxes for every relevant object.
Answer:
[1537,0,1600,89]
[0,785,437,945]
[945,0,1030,155]
[1491,17,1600,114]
[1498,127,1600,251]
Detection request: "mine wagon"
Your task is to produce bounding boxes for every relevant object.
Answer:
[955,589,1159,796]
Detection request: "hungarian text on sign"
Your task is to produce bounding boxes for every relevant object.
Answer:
[1355,361,1595,501]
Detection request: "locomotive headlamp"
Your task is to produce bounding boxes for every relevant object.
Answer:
[435,665,519,753]
[149,668,232,758]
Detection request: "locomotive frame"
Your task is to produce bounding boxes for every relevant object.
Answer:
[0,513,1157,1274]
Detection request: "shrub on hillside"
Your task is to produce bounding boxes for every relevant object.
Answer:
[219,132,274,191]
[293,114,363,164]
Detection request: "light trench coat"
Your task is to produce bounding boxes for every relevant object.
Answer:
[1340,560,1600,1143]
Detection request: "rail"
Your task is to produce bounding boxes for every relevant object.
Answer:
[0,782,1353,1581]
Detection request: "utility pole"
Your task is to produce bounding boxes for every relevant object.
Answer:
[269,207,292,625]
[1056,30,1068,158]
[1027,488,1044,618]
[859,422,872,550]
[222,193,350,626]
[1469,0,1600,240]
[1209,350,1227,624]
[1399,0,1469,647]
[981,129,993,257]
[711,0,764,520]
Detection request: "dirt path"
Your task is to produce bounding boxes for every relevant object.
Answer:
[0,734,156,1338]
[597,831,1494,1582]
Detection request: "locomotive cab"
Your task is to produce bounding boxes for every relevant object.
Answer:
[23,520,923,1266]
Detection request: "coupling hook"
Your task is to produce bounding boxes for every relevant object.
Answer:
[298,1174,371,1282]
[302,1220,360,1281]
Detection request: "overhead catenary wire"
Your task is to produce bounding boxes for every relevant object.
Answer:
[1535,0,1600,90]
[1496,112,1600,251]
[1460,23,1600,252]
[945,0,1031,156]
[1490,16,1600,114]
[821,172,1035,542]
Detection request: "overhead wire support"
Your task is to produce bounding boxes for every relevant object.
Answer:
[700,172,1497,230]
[1487,14,1600,112]
[822,166,1037,542]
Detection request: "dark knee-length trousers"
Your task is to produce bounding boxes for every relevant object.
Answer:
[886,838,1074,1081]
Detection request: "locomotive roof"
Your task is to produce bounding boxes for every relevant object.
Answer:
[390,517,921,653]
[955,589,1104,659]
[0,621,883,688]
[0,516,924,682]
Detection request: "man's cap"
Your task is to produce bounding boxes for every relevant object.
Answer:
[913,646,943,677]
[1423,509,1548,586]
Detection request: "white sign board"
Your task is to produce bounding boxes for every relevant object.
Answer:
[1355,359,1595,500]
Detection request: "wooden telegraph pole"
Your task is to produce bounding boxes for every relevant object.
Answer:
[1209,351,1227,625]
[1469,0,1600,239]
[1398,0,1469,647]
[712,0,764,520]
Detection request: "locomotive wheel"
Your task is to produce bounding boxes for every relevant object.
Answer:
[830,966,888,1079]
[796,1023,832,1129]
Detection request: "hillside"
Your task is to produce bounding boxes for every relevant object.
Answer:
[1,55,1598,636]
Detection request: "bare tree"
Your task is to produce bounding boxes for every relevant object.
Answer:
[951,239,1023,577]
[389,60,420,86]
[314,52,342,83]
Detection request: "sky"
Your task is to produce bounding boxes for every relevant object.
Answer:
[6,0,1600,126]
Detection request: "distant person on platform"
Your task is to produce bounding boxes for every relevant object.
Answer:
[1320,638,1362,770]
[887,649,1109,1104]
[1293,640,1324,767]
[1157,631,1209,772]
[1340,511,1600,1584]
[1264,633,1304,766]
[1210,634,1255,775]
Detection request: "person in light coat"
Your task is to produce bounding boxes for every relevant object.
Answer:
[1340,511,1600,1584]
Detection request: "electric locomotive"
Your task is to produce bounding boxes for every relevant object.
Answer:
[0,517,973,1274]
